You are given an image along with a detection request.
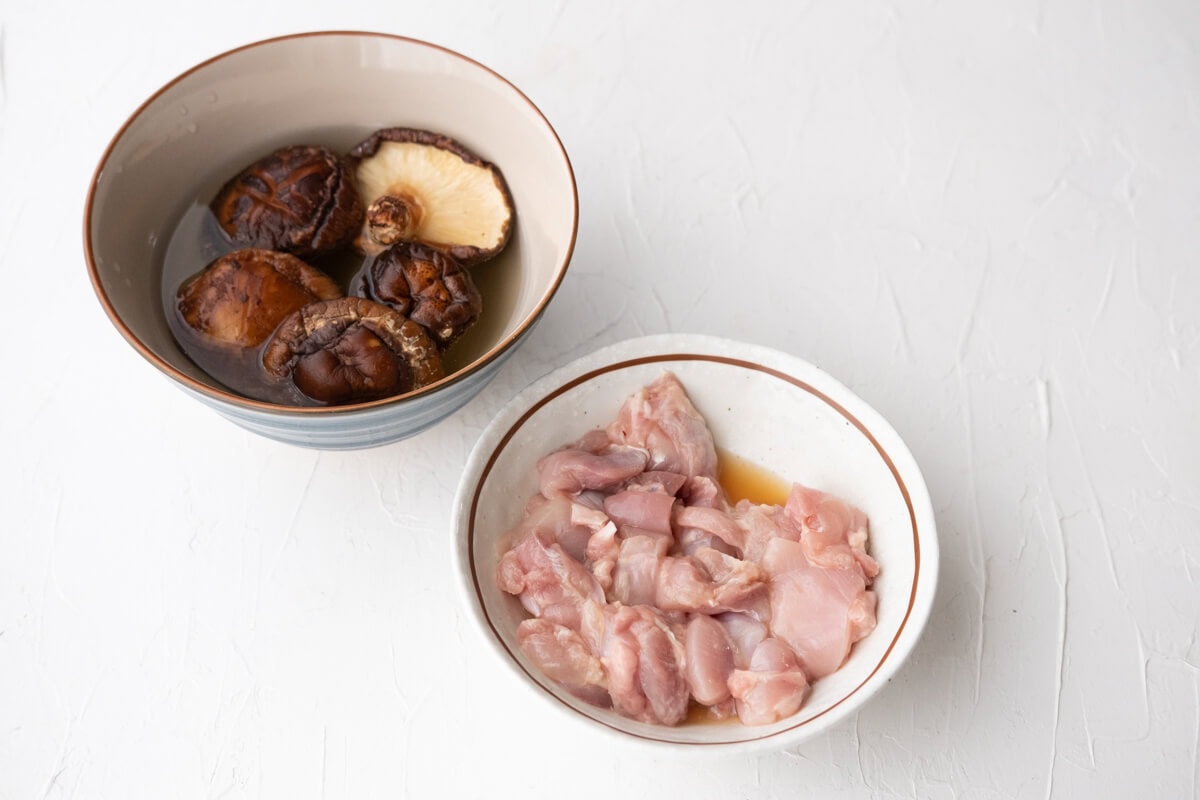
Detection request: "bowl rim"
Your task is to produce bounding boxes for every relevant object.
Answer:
[452,333,939,752]
[83,30,579,416]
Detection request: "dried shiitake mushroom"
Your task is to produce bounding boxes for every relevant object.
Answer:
[361,242,482,350]
[176,248,342,347]
[211,145,364,258]
[262,297,444,405]
[350,128,514,265]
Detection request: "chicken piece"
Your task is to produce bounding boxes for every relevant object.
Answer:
[728,638,811,725]
[603,489,677,535]
[734,500,804,562]
[675,527,739,558]
[568,498,616,560]
[496,532,607,651]
[623,470,689,496]
[606,372,719,479]
[684,614,736,705]
[573,489,608,511]
[656,548,768,618]
[761,537,877,679]
[517,618,609,706]
[584,516,621,592]
[537,444,649,498]
[673,504,745,556]
[716,612,769,669]
[693,547,761,586]
[784,483,879,579]
[513,494,613,564]
[679,475,727,509]
[600,605,689,725]
[607,529,767,617]
[609,526,767,616]
[611,534,672,606]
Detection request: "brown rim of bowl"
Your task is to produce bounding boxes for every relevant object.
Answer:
[83,30,578,415]
[468,353,922,746]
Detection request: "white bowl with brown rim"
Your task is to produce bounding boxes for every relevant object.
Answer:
[451,333,939,752]
[85,32,577,449]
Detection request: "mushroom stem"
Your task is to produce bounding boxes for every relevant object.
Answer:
[366,192,424,246]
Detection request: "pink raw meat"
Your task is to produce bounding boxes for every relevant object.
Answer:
[679,475,726,508]
[656,548,768,618]
[761,537,877,679]
[517,618,609,706]
[497,532,607,652]
[785,483,880,578]
[515,494,613,564]
[728,638,811,725]
[606,372,719,479]
[611,534,672,606]
[603,489,677,535]
[684,614,736,705]
[734,500,804,563]
[673,504,745,556]
[496,372,881,729]
[623,470,689,496]
[584,517,620,592]
[600,605,689,725]
[608,534,767,617]
[538,444,648,498]
[716,612,769,668]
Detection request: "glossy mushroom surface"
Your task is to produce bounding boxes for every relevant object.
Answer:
[350,128,514,264]
[176,248,342,347]
[262,297,444,405]
[211,145,364,258]
[361,242,483,350]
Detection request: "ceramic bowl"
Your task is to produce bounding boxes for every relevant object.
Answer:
[85,32,577,449]
[452,334,938,752]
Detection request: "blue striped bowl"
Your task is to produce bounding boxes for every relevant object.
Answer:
[85,32,577,449]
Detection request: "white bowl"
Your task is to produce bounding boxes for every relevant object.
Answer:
[452,334,938,752]
[84,32,577,449]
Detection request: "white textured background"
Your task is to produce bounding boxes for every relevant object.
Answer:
[2,1,1198,797]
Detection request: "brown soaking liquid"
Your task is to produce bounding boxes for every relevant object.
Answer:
[686,702,739,726]
[161,130,368,405]
[159,127,520,406]
[162,200,512,405]
[162,202,367,406]
[716,448,791,507]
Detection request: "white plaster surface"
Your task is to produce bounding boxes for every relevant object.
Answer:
[2,1,1197,797]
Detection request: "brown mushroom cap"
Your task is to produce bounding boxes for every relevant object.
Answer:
[362,242,483,350]
[176,248,343,347]
[211,145,364,258]
[350,128,514,265]
[262,297,444,405]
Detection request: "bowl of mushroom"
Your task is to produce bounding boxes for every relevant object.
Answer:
[85,32,577,449]
[453,334,939,752]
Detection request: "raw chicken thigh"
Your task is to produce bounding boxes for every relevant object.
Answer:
[606,372,720,479]
[496,372,879,727]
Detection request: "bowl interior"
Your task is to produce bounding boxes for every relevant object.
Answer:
[457,336,936,748]
[87,32,575,407]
